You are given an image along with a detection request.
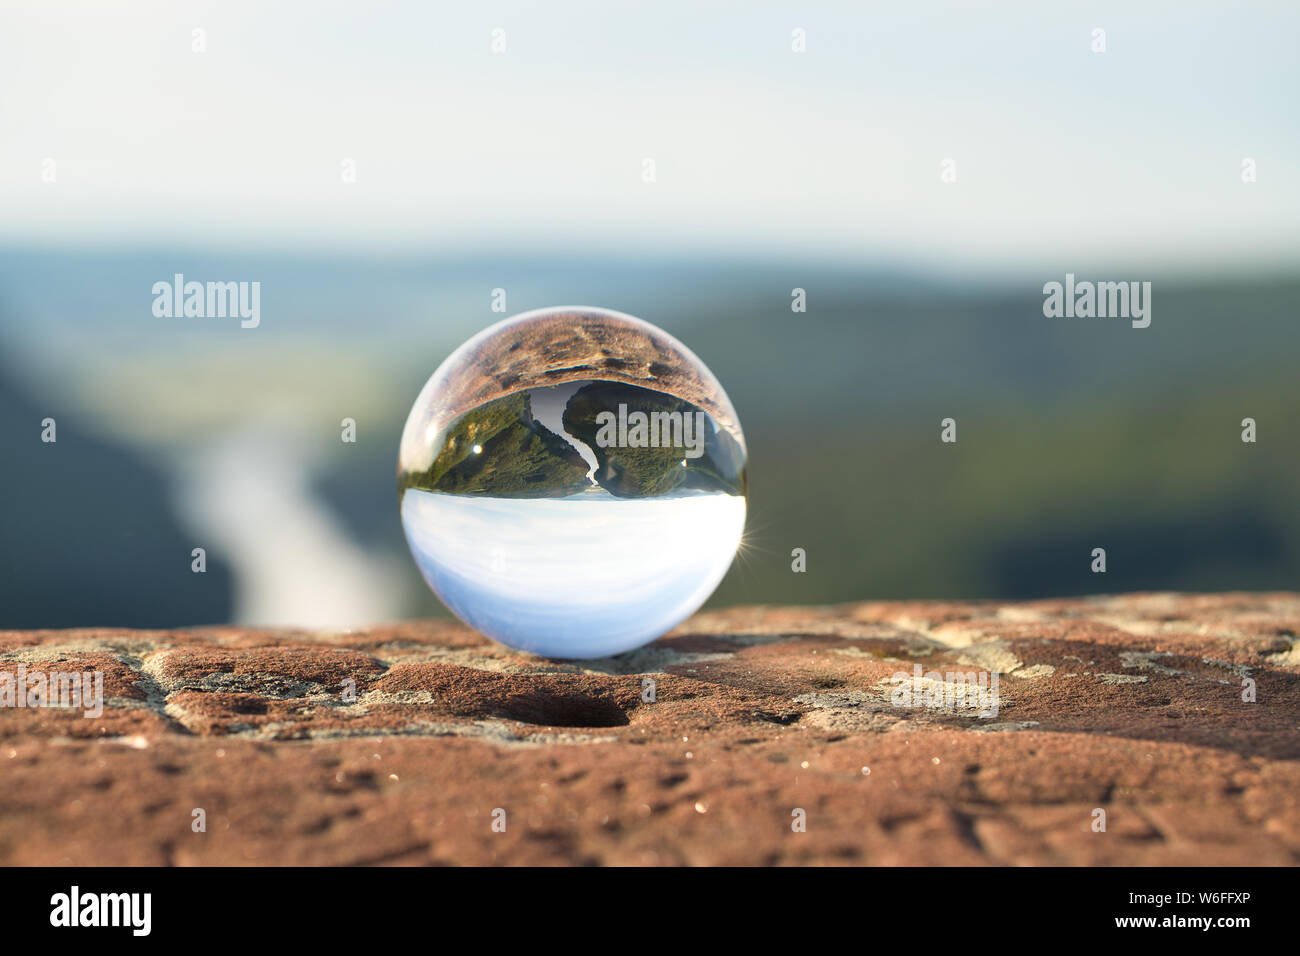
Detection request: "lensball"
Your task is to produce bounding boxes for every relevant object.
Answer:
[397,306,747,659]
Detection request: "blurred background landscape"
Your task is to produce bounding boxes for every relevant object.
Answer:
[2,1,1297,628]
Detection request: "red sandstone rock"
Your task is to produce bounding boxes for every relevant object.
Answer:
[1,593,1297,865]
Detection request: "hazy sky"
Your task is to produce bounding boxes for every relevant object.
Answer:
[401,488,746,655]
[2,1,1297,269]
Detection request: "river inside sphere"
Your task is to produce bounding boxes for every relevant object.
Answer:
[397,308,747,659]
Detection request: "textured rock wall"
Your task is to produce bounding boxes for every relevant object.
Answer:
[2,592,1298,865]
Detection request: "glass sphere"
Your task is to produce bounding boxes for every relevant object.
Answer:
[398,306,747,659]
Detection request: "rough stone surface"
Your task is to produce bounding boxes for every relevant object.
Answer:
[2,592,1298,865]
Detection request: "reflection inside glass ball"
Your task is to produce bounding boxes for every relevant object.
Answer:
[398,307,747,659]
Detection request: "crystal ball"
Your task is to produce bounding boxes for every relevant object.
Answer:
[398,306,747,659]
